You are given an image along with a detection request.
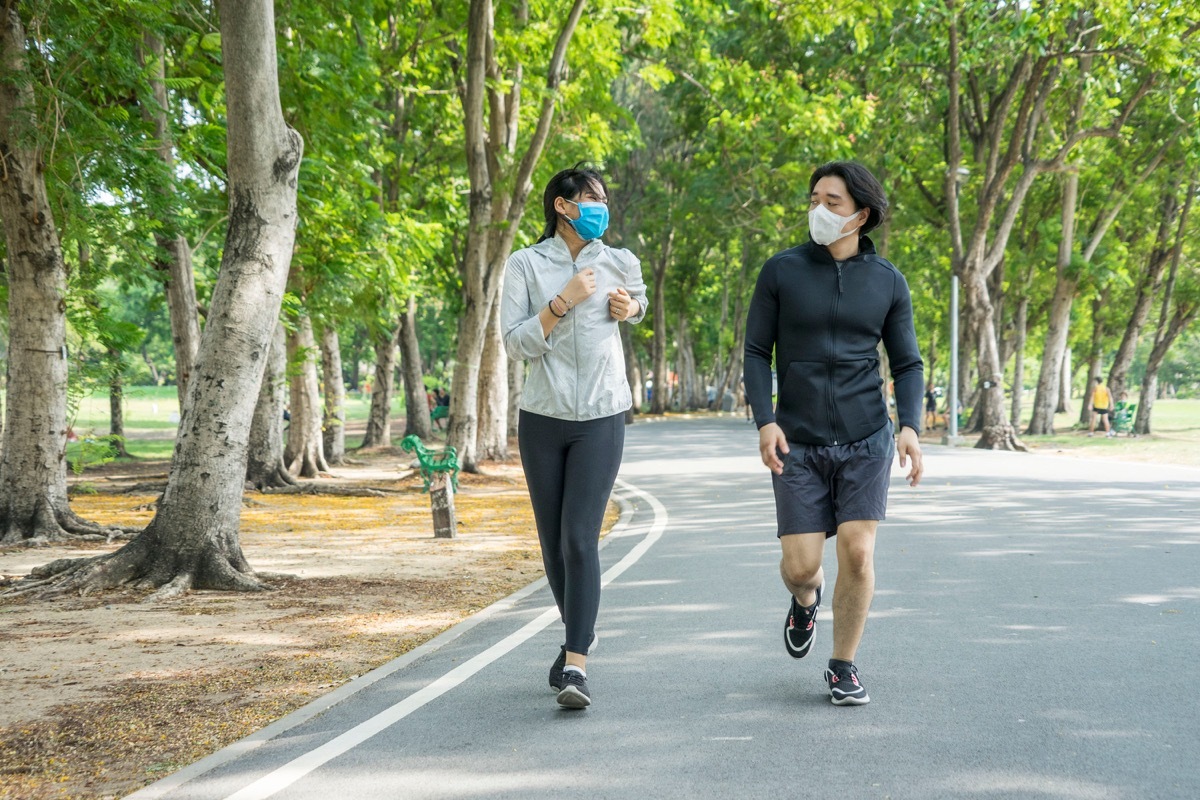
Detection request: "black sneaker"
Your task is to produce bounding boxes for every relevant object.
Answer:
[549,632,599,691]
[825,663,870,706]
[784,583,823,659]
[556,670,591,709]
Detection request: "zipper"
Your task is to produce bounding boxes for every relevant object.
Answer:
[827,260,844,444]
[572,258,580,419]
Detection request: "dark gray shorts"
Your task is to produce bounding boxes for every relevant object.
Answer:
[771,422,895,538]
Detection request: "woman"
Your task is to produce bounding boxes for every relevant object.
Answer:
[501,165,647,710]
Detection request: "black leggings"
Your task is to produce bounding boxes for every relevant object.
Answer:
[518,410,625,655]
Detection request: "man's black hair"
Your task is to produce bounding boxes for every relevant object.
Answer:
[538,163,608,243]
[809,161,889,234]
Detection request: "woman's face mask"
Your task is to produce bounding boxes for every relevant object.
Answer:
[808,203,863,246]
[564,199,610,241]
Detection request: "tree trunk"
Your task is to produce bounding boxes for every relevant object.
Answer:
[108,349,132,459]
[1057,346,1072,414]
[20,0,302,596]
[621,323,643,421]
[650,231,672,415]
[140,32,201,411]
[399,297,432,440]
[448,0,586,471]
[963,269,1026,451]
[0,9,113,543]
[1026,172,1079,435]
[360,325,398,449]
[508,355,524,438]
[320,325,346,465]
[475,294,508,460]
[285,314,329,477]
[1008,298,1027,426]
[247,322,296,490]
[1108,203,1178,401]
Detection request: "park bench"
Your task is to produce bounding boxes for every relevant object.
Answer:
[430,405,449,423]
[400,434,460,493]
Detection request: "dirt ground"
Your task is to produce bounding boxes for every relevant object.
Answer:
[0,446,614,800]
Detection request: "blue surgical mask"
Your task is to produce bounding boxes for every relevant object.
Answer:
[564,200,609,240]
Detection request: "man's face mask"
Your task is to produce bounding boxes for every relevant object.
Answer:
[808,203,862,246]
[564,200,609,241]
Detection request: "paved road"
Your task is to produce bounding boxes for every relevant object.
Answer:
[131,417,1200,800]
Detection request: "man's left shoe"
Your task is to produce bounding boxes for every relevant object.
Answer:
[825,663,870,706]
[784,583,823,659]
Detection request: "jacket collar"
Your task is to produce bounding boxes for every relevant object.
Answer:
[803,234,878,263]
[534,234,604,262]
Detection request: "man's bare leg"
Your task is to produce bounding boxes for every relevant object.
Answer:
[831,519,879,663]
[780,531,826,606]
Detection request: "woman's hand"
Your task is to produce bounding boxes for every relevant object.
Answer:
[561,268,597,307]
[608,287,639,321]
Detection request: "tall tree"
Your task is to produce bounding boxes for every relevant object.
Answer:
[247,322,297,489]
[18,0,303,596]
[0,7,110,542]
[447,0,587,470]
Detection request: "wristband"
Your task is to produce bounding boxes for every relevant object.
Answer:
[548,299,566,319]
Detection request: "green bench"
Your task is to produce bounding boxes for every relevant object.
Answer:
[400,435,460,493]
[430,405,448,422]
[1113,401,1136,434]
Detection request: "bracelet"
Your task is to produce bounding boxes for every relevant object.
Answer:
[556,293,572,308]
[548,299,566,319]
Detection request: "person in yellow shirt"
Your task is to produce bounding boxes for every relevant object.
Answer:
[1089,376,1115,437]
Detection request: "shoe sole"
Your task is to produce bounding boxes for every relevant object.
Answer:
[831,693,870,706]
[556,685,591,709]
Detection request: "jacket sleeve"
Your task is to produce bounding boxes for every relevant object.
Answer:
[501,252,553,361]
[618,249,648,325]
[882,270,924,433]
[743,259,778,429]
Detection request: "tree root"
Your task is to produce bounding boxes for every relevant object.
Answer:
[261,483,388,497]
[975,424,1030,452]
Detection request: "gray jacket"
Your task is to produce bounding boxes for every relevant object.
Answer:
[502,236,648,421]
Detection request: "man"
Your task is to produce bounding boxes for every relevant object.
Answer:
[1088,376,1114,438]
[744,161,924,706]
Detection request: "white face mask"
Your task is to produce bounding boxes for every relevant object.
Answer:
[808,203,862,246]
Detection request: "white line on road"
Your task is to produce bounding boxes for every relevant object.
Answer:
[220,478,667,800]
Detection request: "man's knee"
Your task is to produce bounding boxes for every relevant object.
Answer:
[836,523,877,575]
[780,556,820,587]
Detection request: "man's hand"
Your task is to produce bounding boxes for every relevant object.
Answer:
[897,426,923,487]
[758,422,789,475]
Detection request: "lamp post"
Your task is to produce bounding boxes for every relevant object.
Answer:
[943,166,969,445]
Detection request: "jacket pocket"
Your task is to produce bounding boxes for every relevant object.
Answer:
[833,358,886,442]
[777,360,828,443]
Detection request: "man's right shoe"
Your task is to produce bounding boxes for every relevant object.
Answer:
[825,662,870,705]
[549,632,599,690]
[784,583,823,659]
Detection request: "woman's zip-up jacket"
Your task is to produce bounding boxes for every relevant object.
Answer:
[502,236,648,421]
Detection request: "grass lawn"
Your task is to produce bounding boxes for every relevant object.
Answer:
[21,386,1200,469]
[1008,397,1200,467]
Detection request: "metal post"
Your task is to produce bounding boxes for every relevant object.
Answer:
[947,275,960,441]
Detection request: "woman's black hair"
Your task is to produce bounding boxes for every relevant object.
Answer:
[808,161,888,234]
[537,163,608,243]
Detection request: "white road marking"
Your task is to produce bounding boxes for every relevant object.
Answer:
[221,479,667,800]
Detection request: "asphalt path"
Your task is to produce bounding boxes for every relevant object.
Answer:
[130,416,1200,800]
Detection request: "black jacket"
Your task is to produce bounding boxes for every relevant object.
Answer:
[744,236,923,446]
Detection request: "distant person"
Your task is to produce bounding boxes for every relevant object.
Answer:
[501,164,647,710]
[431,387,449,430]
[744,161,924,706]
[1089,376,1114,437]
[924,382,938,430]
